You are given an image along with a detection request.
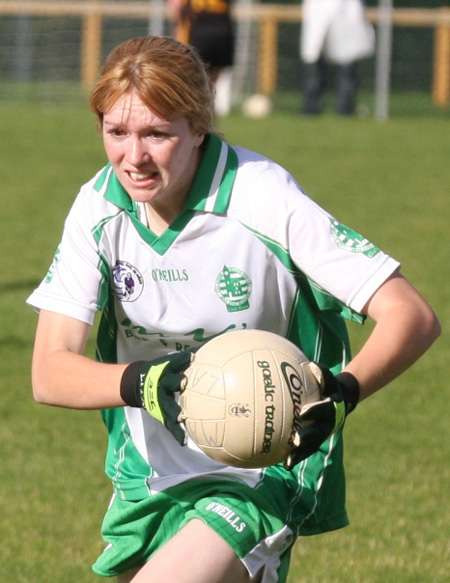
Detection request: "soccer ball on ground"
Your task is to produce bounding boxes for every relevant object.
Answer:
[242,93,272,118]
[179,329,322,468]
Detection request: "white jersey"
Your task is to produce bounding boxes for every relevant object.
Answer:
[27,134,399,533]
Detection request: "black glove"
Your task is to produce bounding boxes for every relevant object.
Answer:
[285,364,359,469]
[120,351,194,445]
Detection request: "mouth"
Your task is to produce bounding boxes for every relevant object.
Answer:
[128,171,158,183]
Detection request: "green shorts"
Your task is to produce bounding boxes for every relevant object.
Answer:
[93,477,296,581]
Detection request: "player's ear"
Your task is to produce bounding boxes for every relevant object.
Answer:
[195,133,205,148]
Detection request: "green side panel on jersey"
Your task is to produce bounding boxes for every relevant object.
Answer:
[96,287,118,364]
[96,256,112,314]
[255,432,348,535]
[91,212,120,363]
[91,215,120,312]
[287,290,352,373]
[90,211,154,498]
[101,406,153,500]
[95,272,153,497]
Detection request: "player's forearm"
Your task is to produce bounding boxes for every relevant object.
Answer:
[32,350,128,409]
[343,299,440,401]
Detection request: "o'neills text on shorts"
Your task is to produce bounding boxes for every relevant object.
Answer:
[205,502,247,532]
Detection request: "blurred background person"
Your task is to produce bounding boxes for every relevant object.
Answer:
[300,0,375,115]
[168,0,235,115]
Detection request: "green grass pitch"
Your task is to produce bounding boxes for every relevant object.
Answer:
[0,95,448,582]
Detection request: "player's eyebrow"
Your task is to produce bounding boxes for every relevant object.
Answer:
[102,118,172,132]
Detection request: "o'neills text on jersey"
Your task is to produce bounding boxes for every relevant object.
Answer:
[151,268,189,282]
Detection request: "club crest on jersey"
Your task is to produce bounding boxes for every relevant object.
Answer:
[112,260,144,301]
[330,219,380,257]
[215,265,252,312]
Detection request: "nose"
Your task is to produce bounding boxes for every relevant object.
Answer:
[127,136,150,166]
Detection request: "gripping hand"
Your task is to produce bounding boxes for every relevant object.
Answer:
[285,364,359,469]
[120,351,194,445]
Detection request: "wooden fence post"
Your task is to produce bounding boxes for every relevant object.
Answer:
[81,3,102,91]
[258,16,278,95]
[433,7,450,106]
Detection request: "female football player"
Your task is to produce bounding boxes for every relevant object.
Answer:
[28,36,440,583]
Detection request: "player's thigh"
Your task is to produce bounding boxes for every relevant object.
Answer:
[117,567,140,583]
[117,518,250,583]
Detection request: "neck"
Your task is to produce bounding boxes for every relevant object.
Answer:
[145,146,203,235]
[145,203,178,236]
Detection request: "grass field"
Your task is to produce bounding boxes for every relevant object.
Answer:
[0,94,449,582]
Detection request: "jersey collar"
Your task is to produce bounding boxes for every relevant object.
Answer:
[94,165,136,212]
[94,134,238,216]
[183,134,238,214]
